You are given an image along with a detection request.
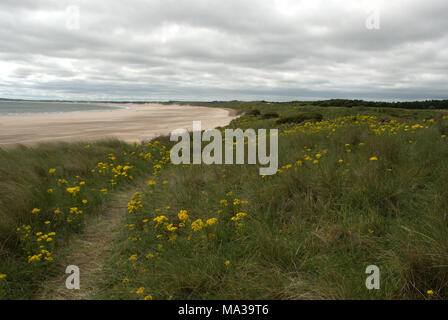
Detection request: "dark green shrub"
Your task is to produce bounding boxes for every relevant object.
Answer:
[246,109,261,116]
[276,112,323,125]
[261,112,279,119]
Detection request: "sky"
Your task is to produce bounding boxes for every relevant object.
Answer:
[0,0,447,102]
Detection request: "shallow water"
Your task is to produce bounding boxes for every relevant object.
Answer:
[0,101,121,115]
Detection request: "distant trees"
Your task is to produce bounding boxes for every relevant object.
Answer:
[310,99,448,110]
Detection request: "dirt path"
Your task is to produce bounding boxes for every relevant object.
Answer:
[37,191,132,300]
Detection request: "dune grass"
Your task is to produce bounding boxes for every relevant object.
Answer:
[1,101,448,299]
[96,103,448,300]
[0,139,170,299]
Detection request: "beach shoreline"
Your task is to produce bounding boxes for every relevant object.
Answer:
[0,103,238,147]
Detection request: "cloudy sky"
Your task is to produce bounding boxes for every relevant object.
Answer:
[0,0,447,101]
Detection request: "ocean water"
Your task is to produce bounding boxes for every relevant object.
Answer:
[0,101,123,115]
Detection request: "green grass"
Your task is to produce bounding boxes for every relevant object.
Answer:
[0,139,169,299]
[1,102,448,300]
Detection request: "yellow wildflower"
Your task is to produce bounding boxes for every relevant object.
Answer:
[166,224,178,232]
[66,186,81,196]
[153,215,168,226]
[231,212,247,221]
[206,218,217,226]
[191,219,204,232]
[178,210,189,221]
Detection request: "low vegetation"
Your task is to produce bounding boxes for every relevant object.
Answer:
[260,112,279,119]
[276,112,323,125]
[1,101,448,300]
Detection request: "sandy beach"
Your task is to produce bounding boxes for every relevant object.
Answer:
[0,103,237,146]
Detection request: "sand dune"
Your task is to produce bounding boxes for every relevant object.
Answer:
[0,103,237,146]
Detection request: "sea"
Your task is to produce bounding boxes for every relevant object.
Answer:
[0,101,124,116]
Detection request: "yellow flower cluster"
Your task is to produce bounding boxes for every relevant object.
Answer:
[95,162,109,174]
[69,207,83,215]
[166,223,178,232]
[231,212,247,221]
[28,248,53,263]
[178,210,189,221]
[17,225,55,264]
[112,165,133,178]
[128,192,144,214]
[66,186,81,196]
[153,215,169,226]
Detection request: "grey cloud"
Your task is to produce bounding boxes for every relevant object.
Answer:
[0,0,447,101]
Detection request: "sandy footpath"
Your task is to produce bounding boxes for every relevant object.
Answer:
[0,103,238,146]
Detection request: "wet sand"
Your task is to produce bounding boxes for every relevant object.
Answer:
[0,103,237,146]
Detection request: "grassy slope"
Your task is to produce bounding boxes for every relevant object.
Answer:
[1,102,448,299]
[0,139,170,299]
[97,103,448,300]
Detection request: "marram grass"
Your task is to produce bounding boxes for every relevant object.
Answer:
[1,102,448,300]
